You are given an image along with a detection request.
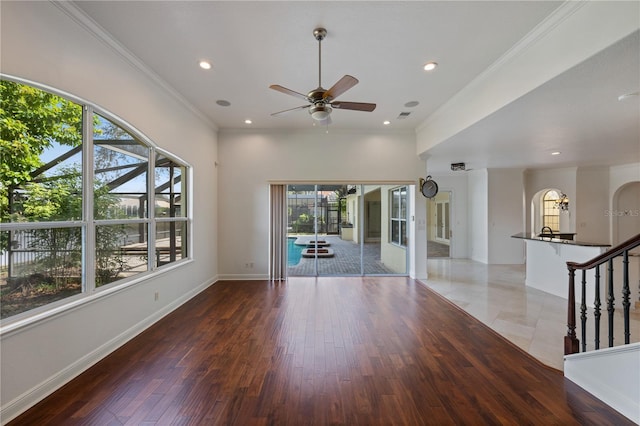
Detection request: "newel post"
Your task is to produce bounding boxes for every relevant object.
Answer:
[564,264,579,355]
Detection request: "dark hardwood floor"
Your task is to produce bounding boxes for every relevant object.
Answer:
[9,277,633,425]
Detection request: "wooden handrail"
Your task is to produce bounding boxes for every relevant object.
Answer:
[567,233,640,271]
[565,233,640,355]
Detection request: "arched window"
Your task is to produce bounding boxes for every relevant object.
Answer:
[1,77,190,320]
[542,190,560,232]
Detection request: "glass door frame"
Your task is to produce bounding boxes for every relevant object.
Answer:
[285,183,410,277]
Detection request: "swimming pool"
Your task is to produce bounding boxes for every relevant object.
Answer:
[287,237,303,266]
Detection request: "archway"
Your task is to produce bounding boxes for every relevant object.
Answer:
[611,181,640,245]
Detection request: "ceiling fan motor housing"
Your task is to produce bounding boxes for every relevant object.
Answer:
[307,88,327,102]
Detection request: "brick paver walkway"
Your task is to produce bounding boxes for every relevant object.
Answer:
[287,235,397,275]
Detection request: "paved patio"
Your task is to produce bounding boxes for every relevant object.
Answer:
[287,235,397,275]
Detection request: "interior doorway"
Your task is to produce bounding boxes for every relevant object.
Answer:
[427,191,451,258]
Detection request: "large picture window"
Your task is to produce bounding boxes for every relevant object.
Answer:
[390,186,407,247]
[0,78,190,320]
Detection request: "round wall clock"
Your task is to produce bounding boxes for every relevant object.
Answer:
[420,176,439,198]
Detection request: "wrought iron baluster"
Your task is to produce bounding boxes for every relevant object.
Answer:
[594,265,601,350]
[622,250,630,344]
[580,270,587,352]
[565,267,579,355]
[564,234,640,357]
[607,258,615,347]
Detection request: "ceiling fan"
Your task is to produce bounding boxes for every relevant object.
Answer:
[269,27,376,123]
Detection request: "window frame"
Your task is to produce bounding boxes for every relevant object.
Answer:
[0,75,192,329]
[389,186,408,247]
[542,190,560,233]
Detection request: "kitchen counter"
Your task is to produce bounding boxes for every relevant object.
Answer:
[512,233,610,301]
[511,232,610,247]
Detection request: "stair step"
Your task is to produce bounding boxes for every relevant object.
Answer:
[564,342,640,424]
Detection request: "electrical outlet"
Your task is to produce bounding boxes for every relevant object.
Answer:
[154,292,159,301]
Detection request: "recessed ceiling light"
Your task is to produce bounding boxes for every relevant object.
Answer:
[216,100,231,107]
[244,119,252,124]
[404,101,420,108]
[551,151,561,156]
[383,120,391,125]
[199,60,212,70]
[423,62,438,71]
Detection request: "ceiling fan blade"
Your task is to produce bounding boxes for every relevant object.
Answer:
[323,75,358,101]
[269,85,309,101]
[330,101,376,112]
[271,105,310,116]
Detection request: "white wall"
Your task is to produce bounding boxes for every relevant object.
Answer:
[610,163,640,192]
[1,2,218,421]
[488,169,525,264]
[524,164,640,246]
[217,129,425,279]
[468,169,489,263]
[575,167,610,243]
[613,182,640,244]
[439,169,524,265]
[525,167,577,235]
[610,163,640,244]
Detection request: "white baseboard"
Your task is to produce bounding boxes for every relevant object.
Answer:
[217,273,270,280]
[1,277,217,425]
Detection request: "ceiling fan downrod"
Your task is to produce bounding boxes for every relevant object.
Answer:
[313,28,327,89]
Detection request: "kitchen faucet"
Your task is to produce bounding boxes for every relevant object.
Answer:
[540,226,554,236]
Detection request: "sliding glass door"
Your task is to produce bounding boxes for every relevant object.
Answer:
[285,184,409,277]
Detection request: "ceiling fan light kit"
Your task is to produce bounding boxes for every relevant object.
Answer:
[269,27,376,123]
[310,104,332,121]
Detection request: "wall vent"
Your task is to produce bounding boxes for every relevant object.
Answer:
[397,112,411,119]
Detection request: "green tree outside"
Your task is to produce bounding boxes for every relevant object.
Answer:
[1,80,131,317]
[1,80,84,221]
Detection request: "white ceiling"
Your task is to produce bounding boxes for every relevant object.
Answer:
[426,30,640,172]
[72,1,639,174]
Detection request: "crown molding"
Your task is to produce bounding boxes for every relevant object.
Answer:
[463,0,588,95]
[415,0,589,136]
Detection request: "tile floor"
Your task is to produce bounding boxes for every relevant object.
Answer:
[421,258,640,371]
[427,240,450,257]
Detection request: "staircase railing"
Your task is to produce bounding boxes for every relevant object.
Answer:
[565,233,640,355]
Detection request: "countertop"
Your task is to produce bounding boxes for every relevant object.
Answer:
[511,232,611,247]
